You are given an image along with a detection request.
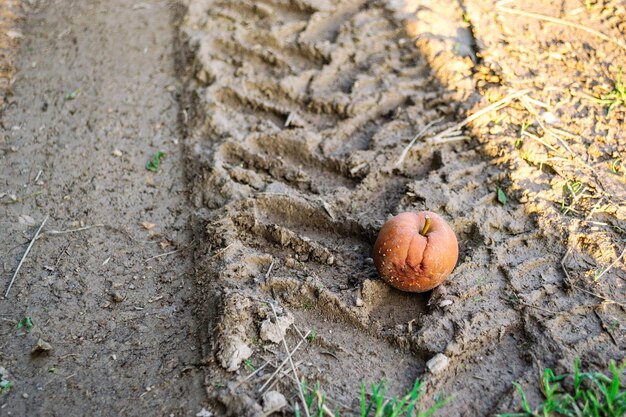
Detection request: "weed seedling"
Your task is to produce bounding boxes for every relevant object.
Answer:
[498,358,626,417]
[306,329,317,342]
[0,379,13,394]
[601,66,626,114]
[296,378,449,417]
[244,358,255,372]
[17,316,34,332]
[64,88,79,100]
[610,158,622,175]
[497,187,508,205]
[0,367,11,395]
[561,180,584,212]
[145,151,166,172]
[360,378,449,417]
[516,122,531,149]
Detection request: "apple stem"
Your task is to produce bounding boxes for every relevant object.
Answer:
[420,216,431,236]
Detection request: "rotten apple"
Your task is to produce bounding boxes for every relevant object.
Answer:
[373,211,458,292]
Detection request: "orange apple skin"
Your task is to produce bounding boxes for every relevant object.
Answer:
[373,211,458,292]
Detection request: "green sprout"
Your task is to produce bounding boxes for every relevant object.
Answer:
[145,151,166,172]
[295,378,449,417]
[561,180,584,212]
[600,66,626,115]
[516,122,531,149]
[244,358,255,372]
[0,379,13,394]
[498,358,626,417]
[306,329,317,342]
[497,187,508,205]
[17,316,34,332]
[64,88,80,100]
[610,158,622,175]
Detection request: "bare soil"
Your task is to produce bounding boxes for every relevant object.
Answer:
[1,0,205,416]
[1,0,624,416]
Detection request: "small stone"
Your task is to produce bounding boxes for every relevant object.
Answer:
[31,338,53,355]
[196,408,213,417]
[22,393,28,399]
[111,149,123,157]
[6,30,23,39]
[110,291,124,303]
[355,297,364,307]
[284,257,296,268]
[540,111,558,124]
[263,391,287,413]
[426,353,449,375]
[438,299,453,308]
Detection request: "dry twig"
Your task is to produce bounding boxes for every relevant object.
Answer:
[593,247,626,282]
[497,6,626,52]
[256,330,311,393]
[144,241,195,262]
[5,215,49,297]
[395,117,443,166]
[427,90,530,144]
[44,223,105,235]
[269,303,310,417]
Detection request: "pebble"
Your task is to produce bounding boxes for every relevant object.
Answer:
[438,299,453,308]
[196,408,213,417]
[426,353,449,375]
[355,297,364,307]
[541,111,558,124]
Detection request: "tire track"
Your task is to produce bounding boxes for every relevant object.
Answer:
[179,0,563,415]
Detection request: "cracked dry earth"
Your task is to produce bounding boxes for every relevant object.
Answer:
[0,0,624,416]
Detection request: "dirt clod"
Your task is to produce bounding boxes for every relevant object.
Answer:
[110,291,124,303]
[31,338,52,355]
[262,391,288,413]
[259,314,293,344]
[217,337,253,373]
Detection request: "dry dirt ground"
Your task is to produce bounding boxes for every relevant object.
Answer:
[0,0,205,416]
[1,0,625,416]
